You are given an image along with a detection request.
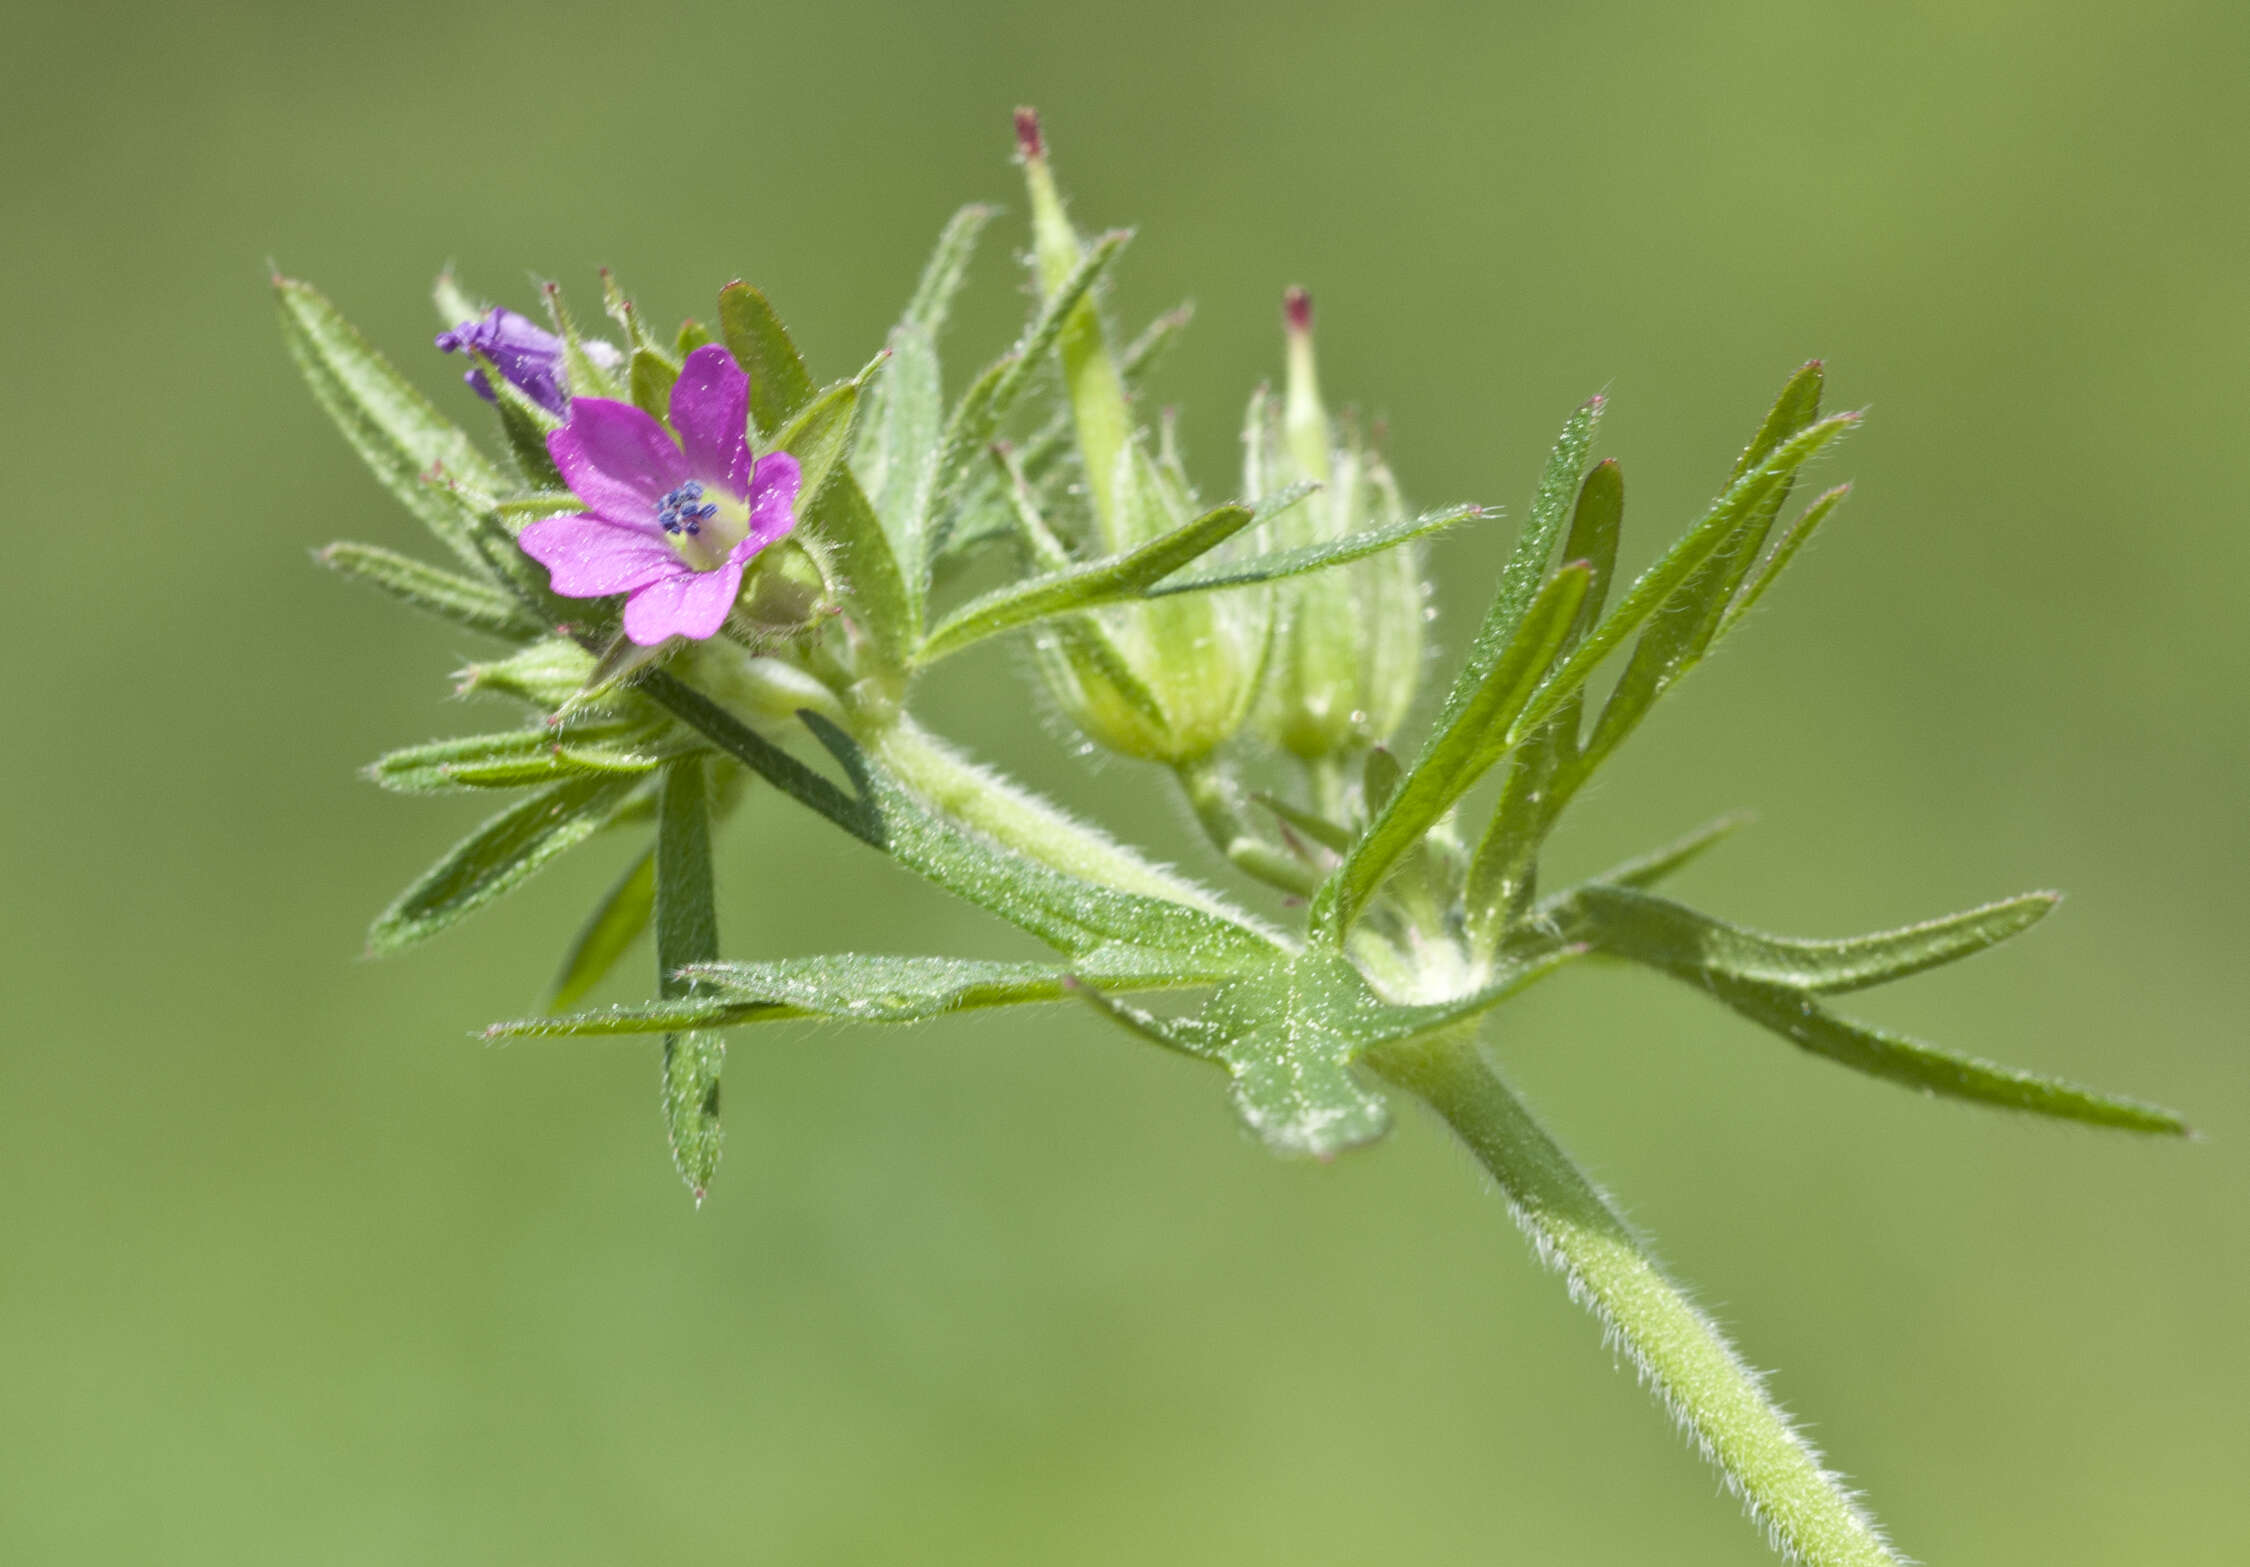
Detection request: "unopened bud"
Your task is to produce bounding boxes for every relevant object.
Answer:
[1248,290,1428,759]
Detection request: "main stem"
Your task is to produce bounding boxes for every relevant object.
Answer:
[1370,1029,1902,1567]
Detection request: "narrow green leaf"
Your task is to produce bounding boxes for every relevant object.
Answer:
[1569,883,2061,994]
[369,727,669,793]
[550,850,656,1011]
[367,773,641,952]
[1508,411,1860,747]
[317,542,540,638]
[1705,976,2188,1134]
[275,274,504,577]
[1720,483,1851,637]
[1732,360,1827,483]
[1556,458,1624,646]
[656,757,725,1197]
[1585,811,1755,890]
[1149,500,1474,597]
[1425,398,1601,735]
[905,204,996,332]
[717,281,818,437]
[492,948,1213,1038]
[927,231,1131,515]
[918,499,1260,663]
[1313,562,1591,940]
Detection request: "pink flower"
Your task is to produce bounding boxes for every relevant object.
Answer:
[520,346,800,646]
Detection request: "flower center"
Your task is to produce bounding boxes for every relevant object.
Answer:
[654,480,747,571]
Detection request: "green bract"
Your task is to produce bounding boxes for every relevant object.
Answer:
[284,110,2188,1567]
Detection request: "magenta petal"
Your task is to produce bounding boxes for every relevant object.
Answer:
[546,398,686,527]
[519,514,683,598]
[622,562,744,645]
[669,346,752,496]
[744,451,802,551]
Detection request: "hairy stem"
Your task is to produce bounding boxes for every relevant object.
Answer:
[871,715,1280,933]
[1370,1029,1902,1567]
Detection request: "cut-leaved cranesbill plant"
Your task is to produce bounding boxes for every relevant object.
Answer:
[284,108,2187,1567]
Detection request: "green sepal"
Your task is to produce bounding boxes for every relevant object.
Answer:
[274,274,506,578]
[628,349,679,421]
[549,849,656,1011]
[676,318,714,356]
[656,756,725,1198]
[366,772,644,953]
[317,542,541,639]
[600,268,670,358]
[717,281,817,437]
[477,359,568,490]
[538,281,624,402]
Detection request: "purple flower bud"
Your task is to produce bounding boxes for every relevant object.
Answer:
[434,308,580,413]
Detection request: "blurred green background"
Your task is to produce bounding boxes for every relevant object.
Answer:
[5,1,2244,1561]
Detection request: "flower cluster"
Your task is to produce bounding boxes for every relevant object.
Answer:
[281,107,2189,1567]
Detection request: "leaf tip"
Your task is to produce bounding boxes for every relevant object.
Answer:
[1013,105,1045,161]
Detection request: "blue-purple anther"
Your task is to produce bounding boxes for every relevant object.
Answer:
[434,308,579,413]
[657,481,718,537]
